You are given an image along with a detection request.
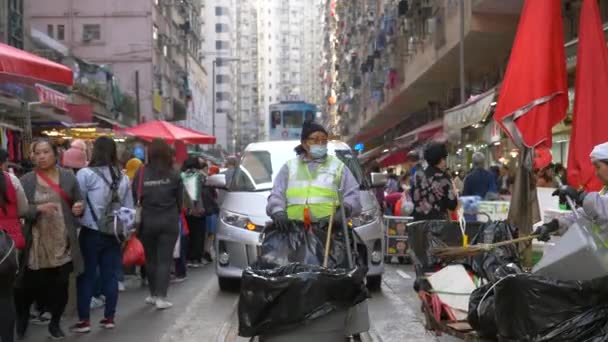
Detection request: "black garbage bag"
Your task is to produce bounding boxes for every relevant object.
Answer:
[238,264,369,337]
[493,273,608,341]
[468,283,498,339]
[407,220,463,271]
[467,221,520,282]
[536,305,608,342]
[257,220,348,269]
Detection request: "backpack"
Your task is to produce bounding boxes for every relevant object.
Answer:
[86,167,130,242]
[0,229,18,288]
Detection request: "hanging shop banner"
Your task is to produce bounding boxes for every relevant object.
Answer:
[35,83,68,111]
[443,88,496,139]
[484,121,502,144]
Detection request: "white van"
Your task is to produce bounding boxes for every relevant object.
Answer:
[210,140,386,291]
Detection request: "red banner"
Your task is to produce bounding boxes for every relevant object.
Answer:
[35,83,68,111]
[66,104,93,123]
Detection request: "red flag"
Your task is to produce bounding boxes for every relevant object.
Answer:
[494,0,568,149]
[567,0,608,192]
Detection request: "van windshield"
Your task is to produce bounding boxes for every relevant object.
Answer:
[229,151,273,191]
[335,150,370,190]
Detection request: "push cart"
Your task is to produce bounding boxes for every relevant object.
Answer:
[383,215,413,264]
[407,219,489,341]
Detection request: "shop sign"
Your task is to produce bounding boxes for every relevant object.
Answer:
[153,90,163,113]
[443,88,496,136]
[35,84,68,111]
[484,121,501,144]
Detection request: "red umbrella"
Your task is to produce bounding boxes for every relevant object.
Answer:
[0,42,73,86]
[494,0,568,149]
[121,120,216,144]
[567,0,608,192]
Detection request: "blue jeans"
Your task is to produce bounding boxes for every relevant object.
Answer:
[77,228,121,320]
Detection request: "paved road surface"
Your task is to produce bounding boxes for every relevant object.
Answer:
[21,264,460,342]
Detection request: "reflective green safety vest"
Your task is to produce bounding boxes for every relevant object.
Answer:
[285,156,344,221]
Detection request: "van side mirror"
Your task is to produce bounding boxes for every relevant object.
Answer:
[206,174,227,188]
[370,172,387,188]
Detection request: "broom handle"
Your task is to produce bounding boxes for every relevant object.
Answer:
[487,235,539,248]
[323,204,336,268]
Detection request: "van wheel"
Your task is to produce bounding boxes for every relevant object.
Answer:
[366,276,382,291]
[218,277,240,292]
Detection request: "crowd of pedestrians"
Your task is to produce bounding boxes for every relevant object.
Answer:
[0,137,220,341]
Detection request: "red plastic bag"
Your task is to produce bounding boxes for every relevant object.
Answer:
[123,236,145,266]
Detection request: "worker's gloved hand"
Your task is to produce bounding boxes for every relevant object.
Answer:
[271,211,290,232]
[533,219,560,242]
[552,186,586,206]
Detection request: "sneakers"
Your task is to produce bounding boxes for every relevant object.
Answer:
[187,261,201,268]
[30,312,51,325]
[171,275,187,284]
[145,296,157,305]
[90,296,105,309]
[49,323,66,340]
[70,320,91,334]
[155,298,173,310]
[118,281,126,292]
[99,318,116,329]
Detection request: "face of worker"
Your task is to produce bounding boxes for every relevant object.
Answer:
[303,131,329,153]
[437,158,447,171]
[594,161,608,185]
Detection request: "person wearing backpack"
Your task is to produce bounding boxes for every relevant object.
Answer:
[17,139,85,340]
[71,137,133,333]
[0,148,28,342]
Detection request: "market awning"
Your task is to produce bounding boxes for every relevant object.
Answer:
[120,120,216,144]
[94,114,127,129]
[377,149,409,168]
[0,42,73,86]
[443,88,496,139]
[395,119,444,148]
[357,145,386,164]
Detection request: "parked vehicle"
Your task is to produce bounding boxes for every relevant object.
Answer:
[208,140,386,291]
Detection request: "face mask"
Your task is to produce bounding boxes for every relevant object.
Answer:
[309,145,328,159]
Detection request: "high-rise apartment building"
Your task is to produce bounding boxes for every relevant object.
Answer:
[25,0,203,123]
[202,0,238,152]
[0,0,24,48]
[255,0,325,140]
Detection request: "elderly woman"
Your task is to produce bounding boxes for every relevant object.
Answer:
[411,142,458,221]
[16,139,84,340]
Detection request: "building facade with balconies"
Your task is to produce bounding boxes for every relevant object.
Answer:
[25,0,201,124]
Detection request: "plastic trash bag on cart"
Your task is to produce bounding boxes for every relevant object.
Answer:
[468,264,522,338]
[238,221,369,337]
[536,305,608,342]
[492,273,608,341]
[257,220,348,269]
[407,220,464,271]
[467,221,520,282]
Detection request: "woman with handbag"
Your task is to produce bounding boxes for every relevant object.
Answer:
[0,148,28,342]
[132,139,183,310]
[16,139,85,340]
[71,137,133,333]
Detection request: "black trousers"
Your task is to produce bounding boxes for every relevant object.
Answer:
[0,289,15,342]
[15,263,72,333]
[186,215,205,262]
[140,222,179,298]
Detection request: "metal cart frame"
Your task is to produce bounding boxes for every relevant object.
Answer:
[383,215,413,264]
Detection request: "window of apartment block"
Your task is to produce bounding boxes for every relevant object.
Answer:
[216,92,231,102]
[216,40,229,50]
[215,23,229,33]
[83,24,101,41]
[57,25,65,40]
[269,96,273,102]
[152,24,158,40]
[216,75,230,84]
[215,6,229,16]
[47,24,54,38]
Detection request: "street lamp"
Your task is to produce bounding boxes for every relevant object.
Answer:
[212,57,240,143]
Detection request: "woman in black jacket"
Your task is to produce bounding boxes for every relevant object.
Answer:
[132,139,183,310]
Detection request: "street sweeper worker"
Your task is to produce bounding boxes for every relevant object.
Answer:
[266,121,361,231]
[534,142,608,242]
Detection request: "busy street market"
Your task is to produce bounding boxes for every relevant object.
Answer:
[1,0,608,341]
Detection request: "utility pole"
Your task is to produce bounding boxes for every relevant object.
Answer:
[459,0,466,104]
